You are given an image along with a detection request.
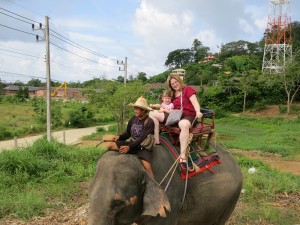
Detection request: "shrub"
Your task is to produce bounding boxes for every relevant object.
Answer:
[0,127,13,140]
[67,106,96,128]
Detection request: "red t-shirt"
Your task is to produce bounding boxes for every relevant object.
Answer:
[172,86,196,117]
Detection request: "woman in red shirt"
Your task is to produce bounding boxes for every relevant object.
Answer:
[149,74,203,166]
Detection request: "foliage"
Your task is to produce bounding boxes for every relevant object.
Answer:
[31,97,64,128]
[216,115,300,156]
[26,79,45,87]
[136,72,148,82]
[191,38,210,62]
[83,79,145,132]
[223,55,261,72]
[67,105,96,128]
[0,138,103,219]
[219,40,262,62]
[292,21,300,52]
[148,70,170,83]
[15,86,29,102]
[165,48,194,68]
[230,153,300,225]
[280,49,300,113]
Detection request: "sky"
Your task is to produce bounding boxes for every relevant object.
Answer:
[0,0,300,84]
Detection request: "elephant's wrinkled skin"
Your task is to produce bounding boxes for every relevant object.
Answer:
[88,143,243,225]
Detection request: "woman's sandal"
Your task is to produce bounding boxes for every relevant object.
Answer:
[179,158,188,168]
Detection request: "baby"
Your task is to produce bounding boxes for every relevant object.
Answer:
[149,91,174,113]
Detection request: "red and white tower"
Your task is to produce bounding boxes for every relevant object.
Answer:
[262,0,292,74]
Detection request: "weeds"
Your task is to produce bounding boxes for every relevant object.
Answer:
[0,138,104,220]
[215,115,300,157]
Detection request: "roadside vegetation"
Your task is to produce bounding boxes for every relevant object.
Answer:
[0,138,105,220]
[215,114,300,157]
[0,117,299,224]
[0,21,299,224]
[0,99,114,141]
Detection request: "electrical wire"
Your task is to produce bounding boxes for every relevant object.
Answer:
[0,47,42,59]
[50,42,119,67]
[0,43,44,56]
[0,70,46,80]
[51,60,97,78]
[2,1,44,21]
[0,6,40,24]
[49,29,120,62]
[0,23,36,36]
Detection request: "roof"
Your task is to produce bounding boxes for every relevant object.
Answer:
[3,85,41,91]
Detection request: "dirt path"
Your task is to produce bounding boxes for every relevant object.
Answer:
[0,125,109,152]
[230,148,300,176]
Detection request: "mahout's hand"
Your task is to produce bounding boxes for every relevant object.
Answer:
[119,146,129,154]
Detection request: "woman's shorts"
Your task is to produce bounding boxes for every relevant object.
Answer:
[116,141,153,163]
[163,114,197,127]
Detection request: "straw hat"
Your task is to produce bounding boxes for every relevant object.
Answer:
[128,96,153,111]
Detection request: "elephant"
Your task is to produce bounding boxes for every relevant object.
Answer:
[88,142,243,225]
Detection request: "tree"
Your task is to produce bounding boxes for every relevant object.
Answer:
[165,49,193,68]
[191,39,210,62]
[239,70,260,113]
[292,21,300,52]
[15,87,29,102]
[219,40,261,62]
[83,80,146,132]
[280,50,300,114]
[224,55,261,73]
[27,79,44,87]
[116,76,124,83]
[136,72,147,82]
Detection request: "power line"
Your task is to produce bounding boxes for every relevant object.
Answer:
[0,70,46,80]
[0,11,32,25]
[49,29,120,62]
[50,42,119,68]
[51,60,98,78]
[0,6,40,24]
[0,47,42,59]
[0,43,44,56]
[2,1,44,20]
[0,23,36,36]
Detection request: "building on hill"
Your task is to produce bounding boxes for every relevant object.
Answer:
[198,53,215,64]
[171,68,186,80]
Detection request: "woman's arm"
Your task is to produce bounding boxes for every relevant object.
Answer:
[189,94,203,119]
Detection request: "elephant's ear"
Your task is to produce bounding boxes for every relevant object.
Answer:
[142,176,171,218]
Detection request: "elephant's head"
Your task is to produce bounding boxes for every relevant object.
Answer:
[88,151,170,225]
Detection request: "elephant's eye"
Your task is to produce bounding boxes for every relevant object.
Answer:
[111,200,125,210]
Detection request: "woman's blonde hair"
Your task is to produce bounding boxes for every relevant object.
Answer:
[166,74,184,99]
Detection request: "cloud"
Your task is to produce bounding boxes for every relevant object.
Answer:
[195,30,219,52]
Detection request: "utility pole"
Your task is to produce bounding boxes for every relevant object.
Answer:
[45,16,51,141]
[124,56,127,84]
[117,57,128,132]
[117,57,127,84]
[32,16,51,141]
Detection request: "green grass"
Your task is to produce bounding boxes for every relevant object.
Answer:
[215,115,300,157]
[0,101,115,141]
[0,138,105,220]
[229,153,300,225]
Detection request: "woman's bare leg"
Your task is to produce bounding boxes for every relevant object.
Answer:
[178,119,192,162]
[141,160,154,177]
[149,110,165,144]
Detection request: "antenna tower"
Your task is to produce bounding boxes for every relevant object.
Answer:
[262,0,292,74]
